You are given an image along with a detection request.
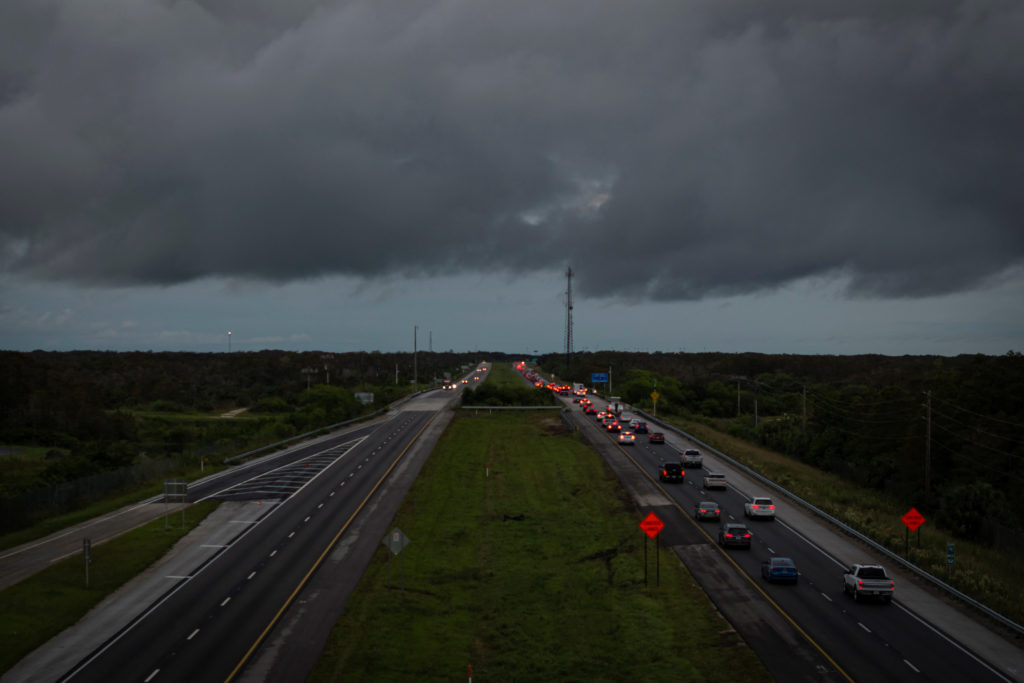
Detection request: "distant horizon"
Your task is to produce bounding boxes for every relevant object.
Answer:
[4,346,1015,359]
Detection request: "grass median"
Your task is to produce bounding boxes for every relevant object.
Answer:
[0,500,220,674]
[311,411,768,682]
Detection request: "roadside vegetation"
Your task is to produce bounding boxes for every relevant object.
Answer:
[311,412,767,682]
[0,500,221,674]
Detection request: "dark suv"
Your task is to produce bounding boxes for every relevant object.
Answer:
[659,459,685,483]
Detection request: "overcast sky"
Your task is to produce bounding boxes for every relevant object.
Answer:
[2,0,1023,355]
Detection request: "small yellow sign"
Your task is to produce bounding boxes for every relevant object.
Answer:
[650,390,660,403]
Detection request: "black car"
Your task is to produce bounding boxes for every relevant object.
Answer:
[718,523,752,548]
[633,422,649,434]
[659,459,684,483]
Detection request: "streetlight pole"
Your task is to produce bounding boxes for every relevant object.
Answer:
[227,331,231,353]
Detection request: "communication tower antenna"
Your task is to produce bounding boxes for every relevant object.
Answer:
[565,267,574,373]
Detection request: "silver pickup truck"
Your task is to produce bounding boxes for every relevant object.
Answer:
[842,564,894,604]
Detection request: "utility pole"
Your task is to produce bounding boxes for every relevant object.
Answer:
[565,267,574,377]
[608,365,613,395]
[925,391,932,505]
[413,326,418,387]
[802,386,807,433]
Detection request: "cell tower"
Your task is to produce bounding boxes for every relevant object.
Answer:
[565,266,574,375]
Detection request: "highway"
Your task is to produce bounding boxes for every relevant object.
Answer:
[566,390,1017,683]
[49,370,488,683]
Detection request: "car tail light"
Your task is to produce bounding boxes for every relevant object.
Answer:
[768,505,775,510]
[725,533,734,538]
[890,582,895,590]
[858,580,863,589]
[751,505,759,510]
[714,509,720,514]
[663,470,668,476]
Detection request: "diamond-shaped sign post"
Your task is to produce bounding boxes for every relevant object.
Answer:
[382,527,410,590]
[901,508,926,553]
[639,512,665,587]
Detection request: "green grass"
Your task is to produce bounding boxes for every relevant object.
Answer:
[0,500,221,674]
[310,412,768,682]
[481,361,525,388]
[670,416,1024,629]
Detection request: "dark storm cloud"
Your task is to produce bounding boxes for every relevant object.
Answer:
[2,0,1022,300]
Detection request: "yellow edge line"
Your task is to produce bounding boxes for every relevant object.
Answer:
[609,426,855,683]
[223,411,439,682]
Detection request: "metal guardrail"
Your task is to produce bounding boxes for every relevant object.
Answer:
[222,403,401,464]
[460,405,562,410]
[629,405,1024,636]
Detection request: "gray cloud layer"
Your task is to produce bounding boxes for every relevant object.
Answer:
[2,0,1022,300]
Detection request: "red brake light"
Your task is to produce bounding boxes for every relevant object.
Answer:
[743,533,751,538]
[751,505,759,510]
[768,505,775,510]
[725,533,733,538]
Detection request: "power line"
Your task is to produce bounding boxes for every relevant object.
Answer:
[930,394,1024,430]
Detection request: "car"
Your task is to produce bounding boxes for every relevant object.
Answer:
[605,421,622,433]
[659,459,684,482]
[473,376,480,381]
[596,411,609,420]
[618,431,636,445]
[762,557,799,583]
[461,379,469,384]
[648,432,665,444]
[583,405,597,415]
[681,449,703,468]
[620,414,635,425]
[694,500,720,521]
[718,523,752,548]
[703,472,727,490]
[633,422,649,434]
[744,496,776,520]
